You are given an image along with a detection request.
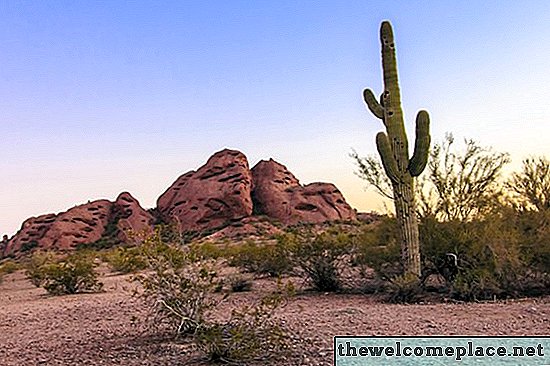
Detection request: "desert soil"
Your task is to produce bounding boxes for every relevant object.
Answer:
[1,268,549,366]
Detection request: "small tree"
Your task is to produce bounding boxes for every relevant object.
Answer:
[428,134,510,221]
[354,134,510,222]
[508,156,550,211]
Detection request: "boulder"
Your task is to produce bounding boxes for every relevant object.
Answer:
[251,159,356,225]
[157,149,253,232]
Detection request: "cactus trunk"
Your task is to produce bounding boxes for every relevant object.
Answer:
[363,21,430,277]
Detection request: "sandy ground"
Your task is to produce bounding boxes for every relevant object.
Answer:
[1,269,549,366]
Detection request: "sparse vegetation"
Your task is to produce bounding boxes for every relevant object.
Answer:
[228,274,253,292]
[288,231,350,292]
[132,235,220,335]
[195,288,292,364]
[25,251,103,295]
[104,246,148,274]
[228,239,293,278]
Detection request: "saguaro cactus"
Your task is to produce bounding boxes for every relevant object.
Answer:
[363,21,430,277]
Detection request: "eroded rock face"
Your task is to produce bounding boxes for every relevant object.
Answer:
[4,213,58,254]
[5,200,112,254]
[157,149,253,232]
[40,200,113,250]
[251,159,356,225]
[114,192,155,241]
[4,193,153,255]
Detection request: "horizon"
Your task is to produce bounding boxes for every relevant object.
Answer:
[2,1,550,236]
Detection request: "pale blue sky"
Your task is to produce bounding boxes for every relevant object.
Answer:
[2,1,550,235]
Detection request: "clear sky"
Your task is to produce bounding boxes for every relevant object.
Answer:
[2,1,550,236]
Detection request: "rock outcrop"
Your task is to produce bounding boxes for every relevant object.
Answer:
[157,149,253,233]
[4,193,153,255]
[5,149,357,255]
[114,192,155,241]
[251,159,356,225]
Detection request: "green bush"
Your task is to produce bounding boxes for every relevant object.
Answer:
[353,216,401,280]
[419,209,544,300]
[26,252,103,295]
[104,246,148,274]
[25,251,57,287]
[228,239,293,278]
[194,285,292,364]
[0,260,21,275]
[289,231,351,292]
[386,273,424,303]
[133,239,220,335]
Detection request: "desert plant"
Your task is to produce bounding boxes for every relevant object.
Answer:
[353,216,401,281]
[428,134,509,221]
[362,21,430,277]
[25,251,57,287]
[228,239,293,278]
[228,274,253,292]
[194,284,292,364]
[386,273,424,303]
[104,246,148,274]
[290,231,351,292]
[0,259,21,275]
[508,156,550,212]
[133,239,221,335]
[26,252,103,295]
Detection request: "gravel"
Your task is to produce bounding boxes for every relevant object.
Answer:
[1,270,549,365]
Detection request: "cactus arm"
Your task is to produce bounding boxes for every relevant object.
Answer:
[376,132,400,184]
[363,88,384,120]
[408,110,431,177]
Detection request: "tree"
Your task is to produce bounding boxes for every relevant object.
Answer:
[353,134,510,222]
[508,156,550,212]
[362,21,430,277]
[428,134,510,221]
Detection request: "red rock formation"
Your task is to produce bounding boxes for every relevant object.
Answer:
[251,159,356,225]
[157,149,253,232]
[114,192,155,241]
[4,193,153,255]
[39,200,113,250]
[4,213,57,254]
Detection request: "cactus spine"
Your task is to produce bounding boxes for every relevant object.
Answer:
[364,21,430,277]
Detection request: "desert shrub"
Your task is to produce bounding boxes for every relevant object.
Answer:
[385,273,424,303]
[228,274,253,292]
[26,252,103,295]
[419,211,534,300]
[104,246,148,273]
[0,259,21,275]
[25,251,57,287]
[0,259,21,284]
[228,239,293,277]
[134,231,295,363]
[353,216,401,280]
[289,231,352,292]
[195,284,292,364]
[133,240,220,335]
[20,240,39,253]
[189,242,226,260]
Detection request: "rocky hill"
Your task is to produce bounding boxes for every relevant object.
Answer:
[3,149,356,256]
